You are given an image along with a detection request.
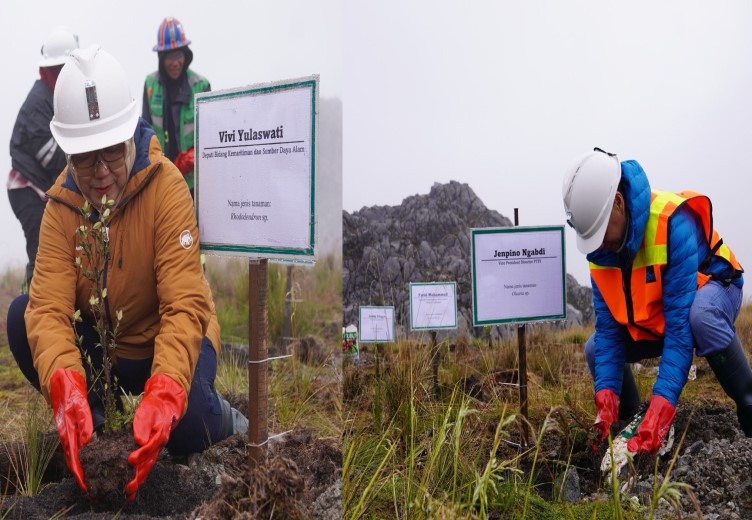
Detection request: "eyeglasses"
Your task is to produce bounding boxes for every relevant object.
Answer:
[70,143,125,171]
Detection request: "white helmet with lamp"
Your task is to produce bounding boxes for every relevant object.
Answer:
[49,45,139,155]
[562,148,622,254]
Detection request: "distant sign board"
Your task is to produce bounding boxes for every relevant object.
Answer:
[195,76,318,262]
[471,226,566,326]
[358,306,395,343]
[409,282,458,331]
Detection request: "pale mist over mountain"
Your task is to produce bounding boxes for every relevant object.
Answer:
[317,97,343,259]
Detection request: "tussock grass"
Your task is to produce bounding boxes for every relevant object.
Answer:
[206,255,341,347]
[269,351,342,439]
[205,254,342,441]
[0,267,24,297]
[2,395,58,496]
[0,254,342,487]
[344,308,752,518]
[215,343,249,397]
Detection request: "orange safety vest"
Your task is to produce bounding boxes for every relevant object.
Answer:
[590,190,743,341]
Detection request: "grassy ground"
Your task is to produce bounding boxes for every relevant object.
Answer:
[343,307,751,519]
[0,267,43,444]
[205,254,342,442]
[0,254,342,475]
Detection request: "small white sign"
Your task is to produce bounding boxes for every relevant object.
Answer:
[195,76,318,262]
[409,282,458,331]
[471,226,566,325]
[359,306,395,343]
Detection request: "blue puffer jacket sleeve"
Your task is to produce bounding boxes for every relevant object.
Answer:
[652,207,699,405]
[592,280,629,396]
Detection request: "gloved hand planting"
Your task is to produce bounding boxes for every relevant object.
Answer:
[626,394,676,453]
[125,373,185,501]
[173,148,195,175]
[49,367,93,494]
[593,388,620,443]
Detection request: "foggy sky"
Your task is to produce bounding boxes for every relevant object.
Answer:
[1,0,342,272]
[343,1,752,286]
[6,2,752,289]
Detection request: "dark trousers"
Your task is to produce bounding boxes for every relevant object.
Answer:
[8,188,46,285]
[6,294,227,455]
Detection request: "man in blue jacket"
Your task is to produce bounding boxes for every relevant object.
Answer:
[562,148,752,453]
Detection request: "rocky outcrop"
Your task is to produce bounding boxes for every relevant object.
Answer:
[567,273,594,325]
[343,181,593,339]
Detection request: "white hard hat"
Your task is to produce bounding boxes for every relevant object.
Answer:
[39,28,79,67]
[50,45,139,155]
[562,148,622,254]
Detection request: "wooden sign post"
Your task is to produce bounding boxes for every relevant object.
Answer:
[195,76,319,468]
[248,259,269,466]
[514,209,530,443]
[408,281,458,398]
[470,216,566,447]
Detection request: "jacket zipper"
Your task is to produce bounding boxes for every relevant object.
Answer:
[102,225,114,332]
[621,261,660,339]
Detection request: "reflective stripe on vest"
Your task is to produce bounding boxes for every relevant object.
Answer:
[145,70,208,153]
[589,190,742,341]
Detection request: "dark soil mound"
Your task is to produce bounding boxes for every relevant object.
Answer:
[514,403,752,518]
[79,429,135,505]
[0,428,341,519]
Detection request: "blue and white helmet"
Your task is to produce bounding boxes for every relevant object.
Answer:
[153,17,191,52]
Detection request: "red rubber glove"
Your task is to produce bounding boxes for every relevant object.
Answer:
[627,395,676,454]
[49,367,93,494]
[125,373,186,501]
[593,388,620,442]
[173,148,195,175]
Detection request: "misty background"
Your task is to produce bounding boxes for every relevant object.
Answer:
[343,1,752,287]
[6,2,752,287]
[1,0,342,272]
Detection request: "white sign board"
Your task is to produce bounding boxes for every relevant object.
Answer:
[471,226,566,326]
[195,76,318,262]
[409,282,458,331]
[358,306,395,343]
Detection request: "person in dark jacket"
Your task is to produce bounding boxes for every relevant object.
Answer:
[8,28,79,286]
[142,17,210,197]
[562,148,752,454]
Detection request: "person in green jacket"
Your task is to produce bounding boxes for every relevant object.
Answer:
[142,16,209,197]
